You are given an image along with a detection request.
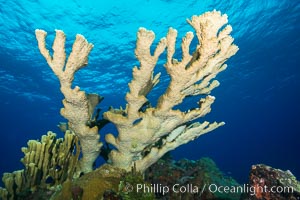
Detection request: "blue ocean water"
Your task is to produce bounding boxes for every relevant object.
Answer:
[0,0,299,185]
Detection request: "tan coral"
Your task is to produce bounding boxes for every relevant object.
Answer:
[35,30,102,173]
[103,10,239,172]
[0,131,79,200]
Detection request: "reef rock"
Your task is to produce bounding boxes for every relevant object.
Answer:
[241,164,300,200]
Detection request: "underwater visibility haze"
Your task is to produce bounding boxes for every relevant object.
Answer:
[0,0,299,197]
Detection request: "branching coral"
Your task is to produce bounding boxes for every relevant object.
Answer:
[0,131,79,200]
[35,30,103,173]
[103,10,238,172]
[34,10,238,174]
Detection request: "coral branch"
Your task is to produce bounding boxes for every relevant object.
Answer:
[104,10,238,172]
[0,131,79,200]
[35,30,102,173]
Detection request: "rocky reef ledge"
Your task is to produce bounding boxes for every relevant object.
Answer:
[1,155,299,199]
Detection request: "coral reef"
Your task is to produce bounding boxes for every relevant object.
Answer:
[51,164,125,200]
[145,156,241,200]
[36,10,238,173]
[0,131,79,200]
[1,10,239,199]
[241,164,300,200]
[36,11,238,172]
[104,10,238,172]
[51,156,241,200]
[118,165,155,200]
[35,29,103,173]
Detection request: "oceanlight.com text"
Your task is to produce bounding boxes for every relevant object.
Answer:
[124,183,295,196]
[208,183,294,196]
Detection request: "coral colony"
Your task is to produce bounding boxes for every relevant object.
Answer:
[0,10,238,199]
